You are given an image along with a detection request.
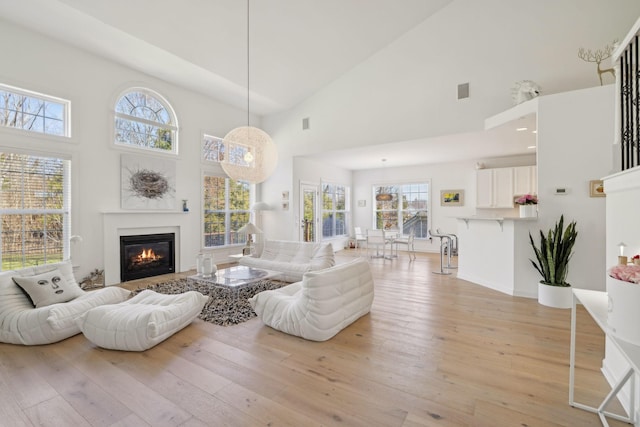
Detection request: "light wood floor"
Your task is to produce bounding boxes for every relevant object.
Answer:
[0,251,628,426]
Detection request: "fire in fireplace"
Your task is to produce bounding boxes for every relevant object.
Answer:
[120,233,175,282]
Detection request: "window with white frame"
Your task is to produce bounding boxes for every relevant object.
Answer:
[114,89,178,154]
[203,134,225,163]
[322,182,349,238]
[202,133,253,168]
[202,174,253,247]
[373,182,429,238]
[0,84,69,137]
[0,152,71,270]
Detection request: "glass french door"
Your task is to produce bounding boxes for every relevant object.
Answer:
[299,183,318,242]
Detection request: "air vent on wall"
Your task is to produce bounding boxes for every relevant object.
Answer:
[457,83,469,99]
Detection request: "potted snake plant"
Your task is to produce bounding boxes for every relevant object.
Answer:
[528,215,578,308]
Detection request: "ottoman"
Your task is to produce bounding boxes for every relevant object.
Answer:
[76,290,208,351]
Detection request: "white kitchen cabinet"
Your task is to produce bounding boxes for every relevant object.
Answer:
[476,169,493,208]
[476,167,514,208]
[513,165,537,196]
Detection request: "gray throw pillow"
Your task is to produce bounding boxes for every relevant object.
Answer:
[12,268,84,308]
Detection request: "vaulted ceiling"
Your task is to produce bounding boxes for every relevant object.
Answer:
[0,0,453,116]
[1,0,635,169]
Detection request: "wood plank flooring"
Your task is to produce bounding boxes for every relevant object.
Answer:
[0,250,628,426]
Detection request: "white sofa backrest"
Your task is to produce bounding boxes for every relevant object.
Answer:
[249,257,374,341]
[309,243,335,270]
[302,258,373,310]
[0,260,80,310]
[260,240,322,262]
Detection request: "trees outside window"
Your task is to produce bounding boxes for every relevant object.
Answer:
[322,183,348,238]
[0,84,69,137]
[203,134,225,162]
[115,89,178,154]
[0,152,70,270]
[202,133,253,168]
[373,182,429,238]
[203,175,252,247]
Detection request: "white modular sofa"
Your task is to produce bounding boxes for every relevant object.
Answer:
[0,261,130,345]
[239,240,335,282]
[77,289,208,351]
[248,258,374,341]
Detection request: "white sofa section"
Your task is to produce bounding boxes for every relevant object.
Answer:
[239,240,335,282]
[0,261,130,345]
[248,258,374,341]
[77,290,208,351]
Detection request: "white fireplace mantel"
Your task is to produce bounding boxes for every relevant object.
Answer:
[102,210,193,286]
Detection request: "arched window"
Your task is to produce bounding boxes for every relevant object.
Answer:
[114,89,178,154]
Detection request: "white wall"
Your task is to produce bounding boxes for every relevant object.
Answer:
[262,0,639,243]
[535,85,614,291]
[0,1,633,285]
[0,19,256,281]
[263,0,638,153]
[353,160,474,253]
[351,153,536,253]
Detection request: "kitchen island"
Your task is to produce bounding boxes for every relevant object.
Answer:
[456,216,541,298]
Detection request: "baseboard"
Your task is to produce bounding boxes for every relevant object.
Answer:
[456,273,515,296]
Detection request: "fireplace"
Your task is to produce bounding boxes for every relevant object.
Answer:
[120,233,175,282]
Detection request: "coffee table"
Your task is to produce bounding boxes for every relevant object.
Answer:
[185,266,283,321]
[187,265,280,289]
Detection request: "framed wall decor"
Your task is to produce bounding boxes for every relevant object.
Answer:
[121,154,177,210]
[589,180,605,197]
[440,189,464,206]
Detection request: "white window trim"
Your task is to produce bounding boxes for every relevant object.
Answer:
[372,180,431,238]
[0,83,71,138]
[321,181,350,239]
[112,87,179,156]
[0,151,72,269]
[202,171,255,249]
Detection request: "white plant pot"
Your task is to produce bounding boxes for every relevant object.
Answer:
[519,204,537,218]
[537,282,572,309]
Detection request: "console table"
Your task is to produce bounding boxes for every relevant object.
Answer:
[570,289,638,426]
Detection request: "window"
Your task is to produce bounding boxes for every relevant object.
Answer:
[203,134,225,163]
[114,89,178,154]
[0,152,71,270]
[0,84,69,137]
[373,182,429,238]
[202,133,253,167]
[203,175,252,247]
[322,182,349,238]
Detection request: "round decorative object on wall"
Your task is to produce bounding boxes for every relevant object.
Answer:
[221,126,278,183]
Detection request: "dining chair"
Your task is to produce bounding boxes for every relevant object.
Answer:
[354,227,367,254]
[366,229,387,259]
[393,227,416,261]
